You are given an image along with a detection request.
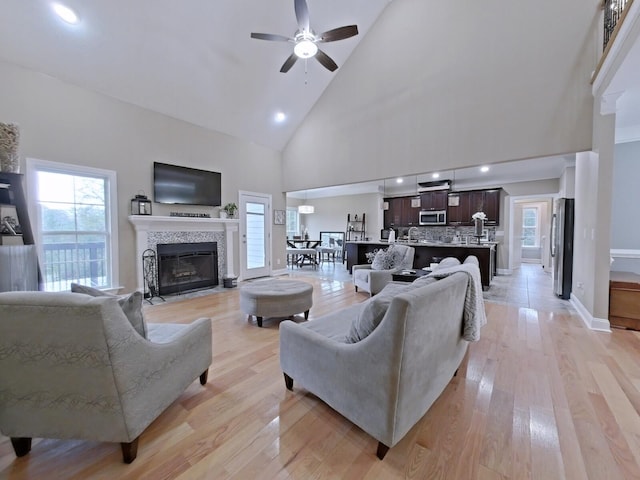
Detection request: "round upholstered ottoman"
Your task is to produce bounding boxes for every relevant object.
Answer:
[239,279,313,327]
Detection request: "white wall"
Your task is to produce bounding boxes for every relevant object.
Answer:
[610,140,640,274]
[288,193,382,240]
[0,60,285,291]
[282,0,600,192]
[611,141,640,250]
[559,166,576,198]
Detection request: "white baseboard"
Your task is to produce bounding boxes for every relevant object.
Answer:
[570,293,611,332]
[497,268,512,275]
[610,248,640,259]
[271,268,289,277]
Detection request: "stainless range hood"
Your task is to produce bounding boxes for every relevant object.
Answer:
[417,180,452,192]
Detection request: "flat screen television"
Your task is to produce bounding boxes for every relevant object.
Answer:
[153,162,222,206]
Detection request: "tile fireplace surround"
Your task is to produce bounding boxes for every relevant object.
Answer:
[128,215,239,292]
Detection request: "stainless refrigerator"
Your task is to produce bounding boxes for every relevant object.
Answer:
[551,198,575,299]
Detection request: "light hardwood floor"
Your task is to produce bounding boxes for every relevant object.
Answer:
[2,269,640,479]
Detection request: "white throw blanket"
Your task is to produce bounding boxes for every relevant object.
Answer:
[427,263,487,341]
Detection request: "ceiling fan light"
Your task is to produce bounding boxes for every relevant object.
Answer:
[294,40,318,58]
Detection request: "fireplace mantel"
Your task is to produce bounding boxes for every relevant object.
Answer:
[128,215,239,291]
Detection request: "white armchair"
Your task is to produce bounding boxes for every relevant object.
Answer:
[353,244,415,296]
[0,291,212,463]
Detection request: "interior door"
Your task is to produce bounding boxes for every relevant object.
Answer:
[239,191,271,280]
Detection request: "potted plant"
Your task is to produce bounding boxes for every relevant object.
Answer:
[222,202,238,218]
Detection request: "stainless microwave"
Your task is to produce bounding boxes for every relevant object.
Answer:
[419,210,447,225]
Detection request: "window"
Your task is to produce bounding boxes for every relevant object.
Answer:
[522,207,539,247]
[26,158,119,292]
[246,201,266,269]
[286,207,299,238]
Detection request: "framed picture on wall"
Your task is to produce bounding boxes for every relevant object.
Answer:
[274,209,285,225]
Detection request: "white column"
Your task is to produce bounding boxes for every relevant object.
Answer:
[225,221,238,277]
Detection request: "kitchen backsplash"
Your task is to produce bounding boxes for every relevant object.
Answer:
[391,225,497,243]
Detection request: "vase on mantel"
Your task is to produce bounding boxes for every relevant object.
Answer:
[219,211,228,219]
[0,123,20,173]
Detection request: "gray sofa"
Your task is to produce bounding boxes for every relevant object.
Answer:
[0,291,212,463]
[280,257,483,459]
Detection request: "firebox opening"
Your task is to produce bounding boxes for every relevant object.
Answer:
[156,242,218,295]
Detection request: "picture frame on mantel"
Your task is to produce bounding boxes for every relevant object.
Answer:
[274,209,285,225]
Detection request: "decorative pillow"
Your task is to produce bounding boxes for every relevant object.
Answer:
[387,245,407,269]
[371,248,393,270]
[345,282,411,343]
[70,283,147,338]
[117,292,145,338]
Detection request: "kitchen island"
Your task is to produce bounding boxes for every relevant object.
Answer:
[345,241,497,289]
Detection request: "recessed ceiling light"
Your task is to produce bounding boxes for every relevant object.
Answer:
[432,173,440,179]
[53,3,79,24]
[274,112,286,123]
[480,166,490,173]
[396,178,403,184]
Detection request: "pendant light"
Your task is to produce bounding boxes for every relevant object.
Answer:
[298,191,314,214]
[382,179,389,210]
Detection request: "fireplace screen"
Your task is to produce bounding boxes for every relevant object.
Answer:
[156,242,218,295]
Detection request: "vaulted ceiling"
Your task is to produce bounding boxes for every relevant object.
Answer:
[2,0,639,167]
[0,0,392,151]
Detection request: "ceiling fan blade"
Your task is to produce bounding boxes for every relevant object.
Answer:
[280,53,298,73]
[315,49,338,72]
[319,25,359,42]
[251,33,292,42]
[294,0,310,32]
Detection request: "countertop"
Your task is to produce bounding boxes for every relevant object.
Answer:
[346,240,498,249]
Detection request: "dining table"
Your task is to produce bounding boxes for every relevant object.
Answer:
[287,239,321,267]
[287,239,321,249]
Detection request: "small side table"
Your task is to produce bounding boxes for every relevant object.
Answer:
[391,269,430,283]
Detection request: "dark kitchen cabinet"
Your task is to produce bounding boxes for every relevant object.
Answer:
[420,191,447,211]
[470,191,485,215]
[447,189,501,225]
[483,189,500,225]
[384,198,401,228]
[468,189,501,225]
[447,192,472,225]
[402,197,421,226]
[383,196,420,228]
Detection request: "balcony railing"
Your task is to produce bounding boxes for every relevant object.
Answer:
[42,241,107,291]
[603,0,631,50]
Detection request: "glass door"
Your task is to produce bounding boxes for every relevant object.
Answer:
[239,192,271,279]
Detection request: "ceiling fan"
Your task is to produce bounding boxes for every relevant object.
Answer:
[251,0,358,73]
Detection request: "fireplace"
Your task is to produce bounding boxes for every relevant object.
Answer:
[157,242,218,295]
